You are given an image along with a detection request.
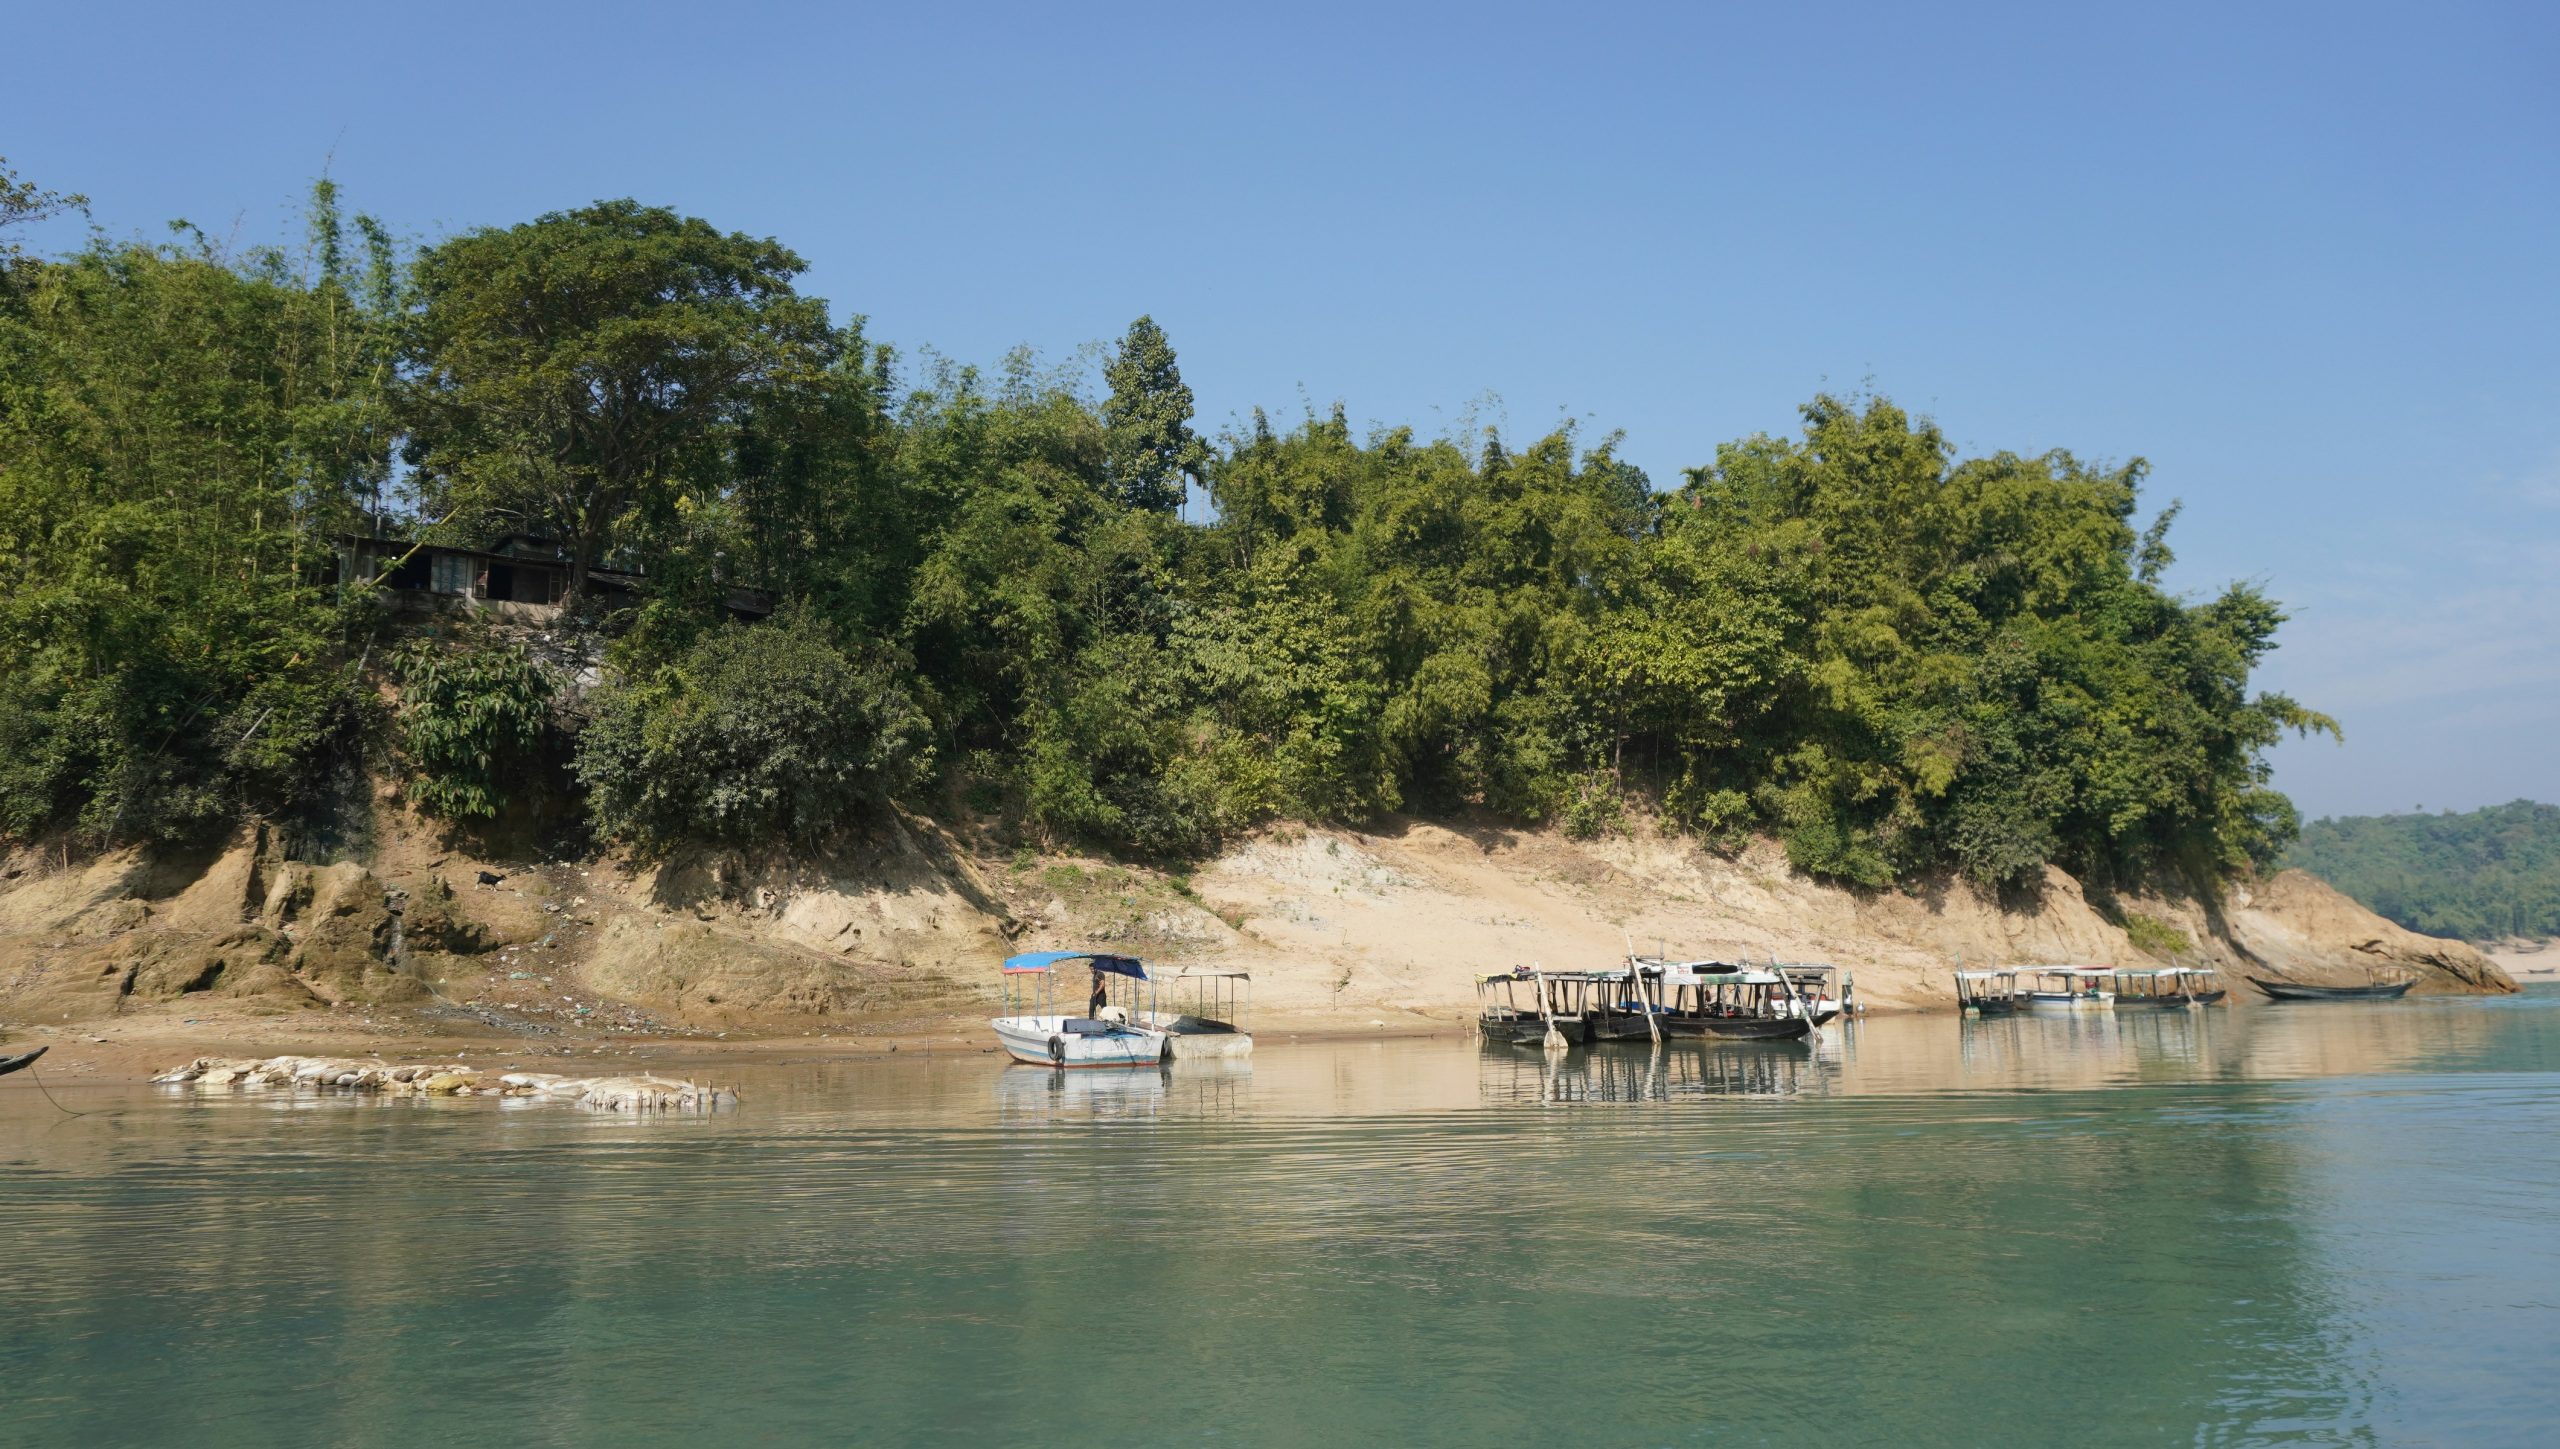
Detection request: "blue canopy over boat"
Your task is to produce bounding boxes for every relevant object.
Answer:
[1002,950,1149,980]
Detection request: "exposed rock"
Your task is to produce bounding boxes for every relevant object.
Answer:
[276,862,426,1004]
[580,916,976,1024]
[2224,870,2513,993]
[121,926,313,1004]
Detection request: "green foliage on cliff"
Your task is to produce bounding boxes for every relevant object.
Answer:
[0,165,2334,885]
[393,637,556,821]
[575,607,930,853]
[2286,801,2560,941]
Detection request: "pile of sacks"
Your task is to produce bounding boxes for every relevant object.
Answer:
[149,1056,736,1112]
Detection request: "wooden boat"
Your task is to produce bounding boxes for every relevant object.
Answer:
[1644,961,1815,1042]
[0,1046,46,1077]
[1954,969,2022,1016]
[2112,966,2229,1009]
[1570,968,1675,1042]
[2248,975,2415,1002]
[1476,969,1587,1047]
[991,951,1170,1067]
[1673,1014,1813,1041]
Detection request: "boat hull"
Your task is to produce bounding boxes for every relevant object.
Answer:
[1663,1015,1812,1042]
[1164,1029,1254,1060]
[1587,1009,1672,1042]
[990,1016,1168,1068]
[2247,978,2415,1002]
[1480,1015,1586,1046]
[0,1046,45,1077]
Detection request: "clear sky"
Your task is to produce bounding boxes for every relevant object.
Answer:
[7,1,2555,822]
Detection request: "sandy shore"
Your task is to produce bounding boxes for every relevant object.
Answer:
[2486,940,2556,982]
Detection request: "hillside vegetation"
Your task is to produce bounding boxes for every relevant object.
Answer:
[0,165,2335,893]
[2286,801,2560,941]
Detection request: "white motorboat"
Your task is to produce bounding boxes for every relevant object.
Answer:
[992,951,1169,1068]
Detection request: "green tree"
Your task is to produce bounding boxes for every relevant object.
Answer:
[577,606,930,852]
[400,200,838,606]
[0,187,396,845]
[0,156,86,294]
[1101,315,1209,513]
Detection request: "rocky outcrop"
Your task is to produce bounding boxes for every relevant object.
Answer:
[2221,870,2511,993]
[0,829,436,1022]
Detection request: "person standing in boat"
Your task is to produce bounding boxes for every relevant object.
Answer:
[1088,968,1110,1019]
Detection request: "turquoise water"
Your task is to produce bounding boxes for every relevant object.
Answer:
[3,992,2556,1447]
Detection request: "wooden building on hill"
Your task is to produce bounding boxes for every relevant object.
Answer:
[334,533,772,622]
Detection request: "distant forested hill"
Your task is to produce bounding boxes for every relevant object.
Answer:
[2285,801,2560,941]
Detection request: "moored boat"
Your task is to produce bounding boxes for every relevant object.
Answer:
[2112,966,2228,1009]
[1772,962,1850,1024]
[1954,969,2022,1016]
[1150,968,1254,1059]
[0,1045,46,1077]
[2248,975,2415,1002]
[991,951,1170,1068]
[2020,967,2114,1010]
[1647,960,1814,1042]
[1578,966,1674,1042]
[1476,968,1587,1047]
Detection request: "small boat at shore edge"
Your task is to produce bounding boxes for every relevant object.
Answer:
[2248,975,2415,1002]
[991,951,1169,1067]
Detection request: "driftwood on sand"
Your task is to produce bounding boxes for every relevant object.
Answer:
[149,1056,736,1112]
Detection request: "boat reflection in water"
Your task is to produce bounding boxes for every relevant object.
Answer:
[993,1062,1168,1123]
[992,1055,1257,1125]
[1480,1035,1833,1104]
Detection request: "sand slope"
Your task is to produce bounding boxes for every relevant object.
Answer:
[0,808,2514,1047]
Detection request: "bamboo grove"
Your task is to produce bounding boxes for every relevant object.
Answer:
[0,172,2336,889]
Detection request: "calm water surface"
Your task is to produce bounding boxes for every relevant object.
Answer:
[4,991,2557,1447]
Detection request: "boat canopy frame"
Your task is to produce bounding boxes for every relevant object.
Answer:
[999,950,1160,1022]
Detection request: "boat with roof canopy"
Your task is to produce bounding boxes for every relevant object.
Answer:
[1954,968,2023,1015]
[2019,966,2115,1010]
[1149,967,1255,1059]
[992,951,1170,1068]
[1476,968,1586,1046]
[1638,959,1814,1041]
[2112,966,2228,1008]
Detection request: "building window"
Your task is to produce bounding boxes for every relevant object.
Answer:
[431,553,474,596]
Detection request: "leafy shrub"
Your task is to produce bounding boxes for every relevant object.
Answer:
[1559,773,1627,840]
[2122,911,2192,957]
[575,607,928,851]
[394,638,555,820]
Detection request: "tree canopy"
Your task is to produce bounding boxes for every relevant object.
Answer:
[399,201,837,604]
[0,176,2336,894]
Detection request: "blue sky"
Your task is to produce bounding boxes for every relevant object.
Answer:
[7,1,2554,820]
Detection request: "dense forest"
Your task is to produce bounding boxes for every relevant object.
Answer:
[0,166,2337,890]
[2287,801,2560,941]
